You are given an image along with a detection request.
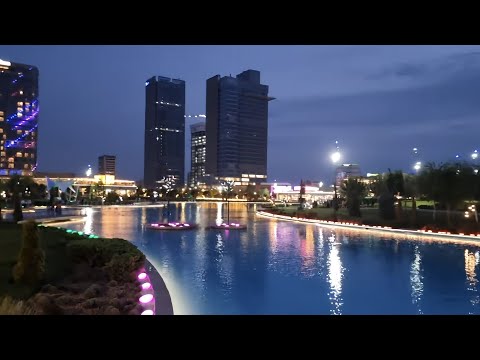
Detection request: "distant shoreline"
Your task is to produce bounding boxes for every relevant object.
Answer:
[256,211,480,246]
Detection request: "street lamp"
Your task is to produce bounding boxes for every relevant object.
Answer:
[86,165,92,177]
[330,149,341,221]
[472,150,478,160]
[413,161,422,172]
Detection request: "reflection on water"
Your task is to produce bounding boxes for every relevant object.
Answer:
[465,249,480,313]
[64,203,480,315]
[327,233,344,315]
[216,202,223,226]
[82,207,94,235]
[410,245,424,314]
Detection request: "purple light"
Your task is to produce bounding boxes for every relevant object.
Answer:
[141,310,154,315]
[138,273,147,280]
[141,282,152,290]
[139,294,153,304]
[184,224,190,227]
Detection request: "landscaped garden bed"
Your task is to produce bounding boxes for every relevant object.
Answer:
[0,221,147,315]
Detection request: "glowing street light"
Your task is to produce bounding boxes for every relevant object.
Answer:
[86,165,92,177]
[472,150,478,160]
[413,161,422,172]
[331,151,341,164]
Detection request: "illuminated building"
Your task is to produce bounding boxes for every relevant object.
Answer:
[205,70,274,185]
[0,59,39,176]
[335,164,362,186]
[144,76,185,188]
[98,155,116,176]
[189,122,206,187]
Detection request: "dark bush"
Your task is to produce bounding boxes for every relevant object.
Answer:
[418,205,434,210]
[378,193,395,220]
[67,237,145,271]
[105,253,145,282]
[13,220,45,285]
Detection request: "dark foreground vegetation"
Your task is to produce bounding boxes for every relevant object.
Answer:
[0,221,146,315]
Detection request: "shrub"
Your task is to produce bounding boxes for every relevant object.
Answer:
[105,253,145,282]
[67,237,145,271]
[12,220,45,285]
[0,296,38,315]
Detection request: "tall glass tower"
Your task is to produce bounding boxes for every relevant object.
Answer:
[205,70,274,185]
[144,76,185,188]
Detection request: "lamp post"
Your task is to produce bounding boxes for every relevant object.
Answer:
[330,148,341,221]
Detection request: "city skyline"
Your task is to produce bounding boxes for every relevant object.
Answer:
[1,45,480,184]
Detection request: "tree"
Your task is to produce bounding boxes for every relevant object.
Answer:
[403,174,419,225]
[340,178,366,217]
[418,162,477,227]
[0,180,6,222]
[299,179,306,209]
[105,191,120,204]
[245,184,255,201]
[6,175,32,223]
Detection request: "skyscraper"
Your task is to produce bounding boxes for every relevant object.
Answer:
[189,122,206,187]
[0,59,39,176]
[144,76,185,188]
[205,69,274,185]
[98,155,116,176]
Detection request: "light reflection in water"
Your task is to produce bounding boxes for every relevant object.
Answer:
[327,233,344,315]
[465,249,480,312]
[410,245,424,314]
[82,207,93,234]
[216,202,223,226]
[180,202,186,223]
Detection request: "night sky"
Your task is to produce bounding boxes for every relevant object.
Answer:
[1,45,480,185]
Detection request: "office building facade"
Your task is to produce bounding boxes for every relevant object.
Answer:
[205,69,274,185]
[98,155,116,176]
[0,59,39,176]
[189,122,206,187]
[144,76,185,188]
[335,163,362,186]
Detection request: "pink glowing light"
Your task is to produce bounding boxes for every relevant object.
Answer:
[138,273,147,280]
[139,294,154,304]
[141,310,154,315]
[184,223,190,227]
[142,282,152,290]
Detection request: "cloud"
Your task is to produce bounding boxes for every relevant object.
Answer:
[270,56,480,132]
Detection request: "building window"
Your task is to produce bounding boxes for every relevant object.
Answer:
[8,164,14,169]
[24,164,29,169]
[0,117,3,122]
[0,111,3,116]
[0,152,5,157]
[17,130,22,134]
[16,152,22,158]
[2,135,5,139]
[17,102,23,106]
[8,158,14,163]
[0,129,3,134]
[19,91,23,95]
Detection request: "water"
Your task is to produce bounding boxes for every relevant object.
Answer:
[63,202,480,315]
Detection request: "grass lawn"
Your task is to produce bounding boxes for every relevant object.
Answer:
[0,222,71,300]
